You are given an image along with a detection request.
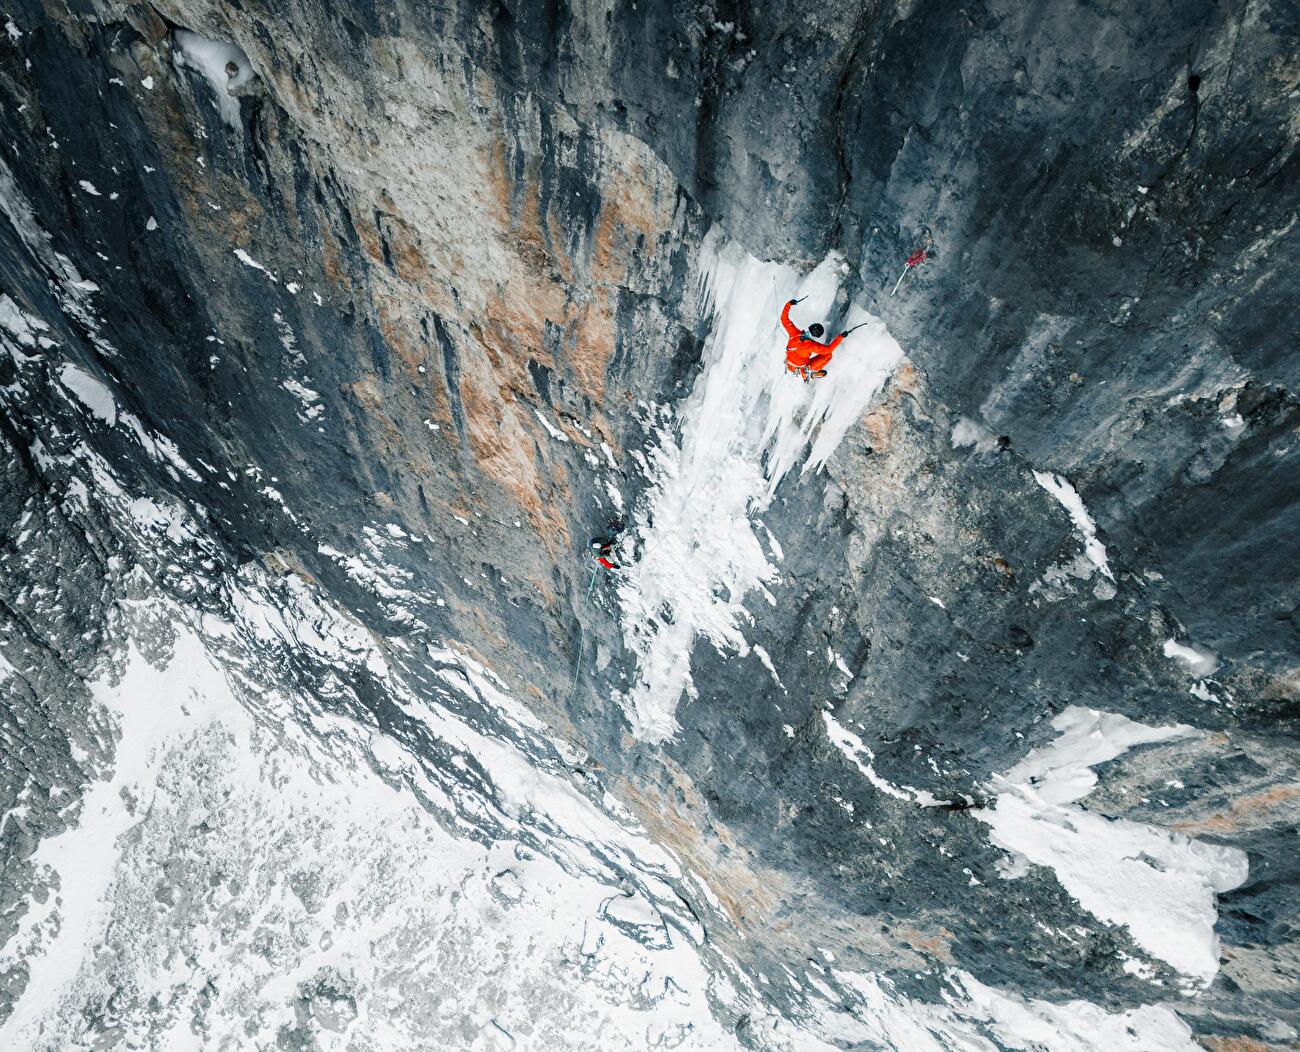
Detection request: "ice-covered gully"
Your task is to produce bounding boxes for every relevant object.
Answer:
[615,229,904,742]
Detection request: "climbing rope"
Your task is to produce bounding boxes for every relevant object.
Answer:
[568,563,600,700]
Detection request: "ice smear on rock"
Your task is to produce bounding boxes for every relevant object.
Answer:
[951,415,999,453]
[172,29,254,127]
[1163,638,1220,678]
[822,711,950,806]
[1033,470,1113,581]
[616,228,903,741]
[978,706,1248,987]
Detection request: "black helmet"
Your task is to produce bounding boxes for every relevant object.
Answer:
[807,322,825,339]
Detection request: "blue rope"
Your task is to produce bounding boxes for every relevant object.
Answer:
[569,564,600,698]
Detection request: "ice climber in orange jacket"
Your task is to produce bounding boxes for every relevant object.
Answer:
[781,297,847,380]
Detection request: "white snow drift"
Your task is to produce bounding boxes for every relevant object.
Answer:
[979,707,1248,988]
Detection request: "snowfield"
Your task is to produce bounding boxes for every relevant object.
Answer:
[0,614,747,1051]
[0,597,1211,1052]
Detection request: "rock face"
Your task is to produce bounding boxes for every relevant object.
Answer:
[0,0,1296,1049]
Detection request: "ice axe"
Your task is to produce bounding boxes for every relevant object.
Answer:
[839,322,870,339]
[891,248,931,296]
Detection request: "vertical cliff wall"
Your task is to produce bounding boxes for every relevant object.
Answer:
[0,0,1296,1048]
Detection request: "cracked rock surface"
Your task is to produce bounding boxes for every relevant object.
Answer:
[0,0,1296,1049]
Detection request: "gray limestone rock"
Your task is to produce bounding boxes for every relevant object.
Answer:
[0,0,1295,1048]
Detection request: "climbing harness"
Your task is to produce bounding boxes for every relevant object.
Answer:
[789,362,820,383]
[890,246,930,296]
[787,322,869,382]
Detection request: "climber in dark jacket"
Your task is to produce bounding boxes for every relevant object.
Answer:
[781,298,848,380]
[589,519,624,570]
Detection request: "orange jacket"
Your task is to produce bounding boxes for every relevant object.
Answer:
[781,301,843,369]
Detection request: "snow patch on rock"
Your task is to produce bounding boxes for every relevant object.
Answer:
[1163,638,1220,678]
[58,363,117,425]
[172,29,254,127]
[979,706,1248,987]
[1033,470,1114,581]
